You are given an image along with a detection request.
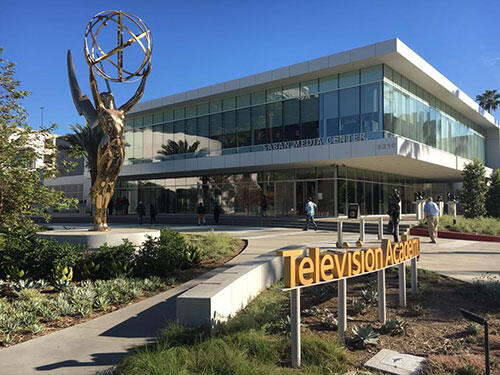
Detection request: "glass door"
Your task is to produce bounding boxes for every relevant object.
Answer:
[295,181,317,215]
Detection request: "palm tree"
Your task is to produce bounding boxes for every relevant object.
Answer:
[159,139,202,156]
[476,89,500,113]
[61,123,103,186]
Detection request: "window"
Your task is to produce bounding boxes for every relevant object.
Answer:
[223,98,236,111]
[319,75,338,92]
[197,115,210,155]
[267,102,283,142]
[223,111,237,149]
[361,65,382,84]
[252,105,267,144]
[300,96,319,139]
[210,101,221,113]
[339,87,360,134]
[266,87,283,102]
[321,91,339,136]
[283,99,300,141]
[237,108,251,147]
[339,70,359,88]
[300,80,319,97]
[237,94,251,108]
[209,113,222,152]
[252,91,265,105]
[361,83,381,133]
[283,84,300,99]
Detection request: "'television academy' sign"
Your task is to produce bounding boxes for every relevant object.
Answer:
[277,238,420,289]
[263,133,367,151]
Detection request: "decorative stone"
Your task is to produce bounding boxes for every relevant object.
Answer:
[37,228,160,248]
[365,349,425,375]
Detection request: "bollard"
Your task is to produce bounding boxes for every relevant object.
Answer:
[291,288,301,368]
[336,220,343,248]
[359,218,365,243]
[378,217,383,240]
[338,278,347,344]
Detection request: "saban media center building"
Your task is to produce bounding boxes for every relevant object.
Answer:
[72,38,500,217]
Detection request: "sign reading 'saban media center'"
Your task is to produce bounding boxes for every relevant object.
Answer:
[263,133,367,151]
[277,238,420,289]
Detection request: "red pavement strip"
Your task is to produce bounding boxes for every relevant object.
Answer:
[410,227,500,243]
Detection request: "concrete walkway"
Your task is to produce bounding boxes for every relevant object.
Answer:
[0,226,498,374]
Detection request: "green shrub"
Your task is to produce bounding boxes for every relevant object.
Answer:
[433,215,500,236]
[185,231,241,262]
[0,229,81,280]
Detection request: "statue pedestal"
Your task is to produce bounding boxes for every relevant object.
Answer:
[37,228,160,249]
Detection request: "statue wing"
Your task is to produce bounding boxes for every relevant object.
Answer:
[67,50,98,128]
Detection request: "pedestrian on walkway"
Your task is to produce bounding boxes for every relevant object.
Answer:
[424,196,440,243]
[123,197,129,215]
[261,194,268,217]
[197,202,207,225]
[303,197,318,231]
[136,201,146,225]
[387,202,400,242]
[150,203,158,225]
[213,202,222,224]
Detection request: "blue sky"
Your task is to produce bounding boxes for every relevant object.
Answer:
[1,0,499,135]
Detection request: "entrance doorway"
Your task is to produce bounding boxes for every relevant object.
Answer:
[295,181,316,215]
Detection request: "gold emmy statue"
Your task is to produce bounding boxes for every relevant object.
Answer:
[67,10,152,231]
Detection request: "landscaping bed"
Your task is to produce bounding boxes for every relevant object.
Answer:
[0,228,245,347]
[114,268,500,375]
[412,215,500,240]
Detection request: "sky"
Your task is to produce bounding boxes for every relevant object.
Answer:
[1,0,499,135]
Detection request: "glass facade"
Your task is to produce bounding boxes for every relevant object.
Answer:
[124,65,384,165]
[115,165,451,217]
[383,65,486,162]
[124,64,485,165]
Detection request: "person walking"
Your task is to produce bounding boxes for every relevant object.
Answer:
[197,202,207,225]
[424,196,440,243]
[213,202,222,224]
[260,195,268,217]
[136,201,146,225]
[303,197,318,231]
[150,203,157,225]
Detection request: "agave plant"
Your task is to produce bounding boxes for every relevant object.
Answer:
[352,324,379,348]
[321,313,338,330]
[351,298,367,315]
[360,289,378,305]
[381,317,408,336]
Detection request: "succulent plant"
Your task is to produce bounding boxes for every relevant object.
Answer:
[320,313,338,330]
[53,265,73,283]
[28,323,44,334]
[352,324,379,348]
[351,298,367,315]
[407,304,424,317]
[15,288,41,301]
[360,289,378,305]
[381,317,408,336]
[302,306,323,317]
[94,296,110,311]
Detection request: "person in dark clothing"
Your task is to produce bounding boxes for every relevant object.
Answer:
[260,195,268,217]
[108,198,114,216]
[123,197,129,215]
[387,203,400,242]
[213,202,222,224]
[136,201,146,225]
[197,202,207,225]
[150,204,158,225]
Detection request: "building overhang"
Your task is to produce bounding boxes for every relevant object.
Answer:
[130,38,498,132]
[120,136,491,182]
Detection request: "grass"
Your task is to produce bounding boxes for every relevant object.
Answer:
[418,215,500,236]
[183,230,243,263]
[114,284,349,375]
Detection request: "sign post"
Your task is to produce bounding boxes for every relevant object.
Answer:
[359,218,365,243]
[291,288,301,368]
[338,278,347,344]
[398,263,407,307]
[378,217,384,240]
[377,269,386,323]
[336,220,343,248]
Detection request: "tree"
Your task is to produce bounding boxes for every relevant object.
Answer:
[61,123,103,186]
[458,159,488,218]
[476,89,500,114]
[159,139,202,156]
[486,169,500,218]
[0,48,75,233]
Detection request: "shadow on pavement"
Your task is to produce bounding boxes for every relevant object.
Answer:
[35,352,127,371]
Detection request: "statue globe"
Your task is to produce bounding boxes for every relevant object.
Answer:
[67,9,152,231]
[84,10,152,83]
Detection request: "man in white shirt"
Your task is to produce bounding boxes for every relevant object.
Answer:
[424,196,440,243]
[303,197,318,231]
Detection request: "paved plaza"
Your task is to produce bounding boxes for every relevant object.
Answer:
[0,225,498,374]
